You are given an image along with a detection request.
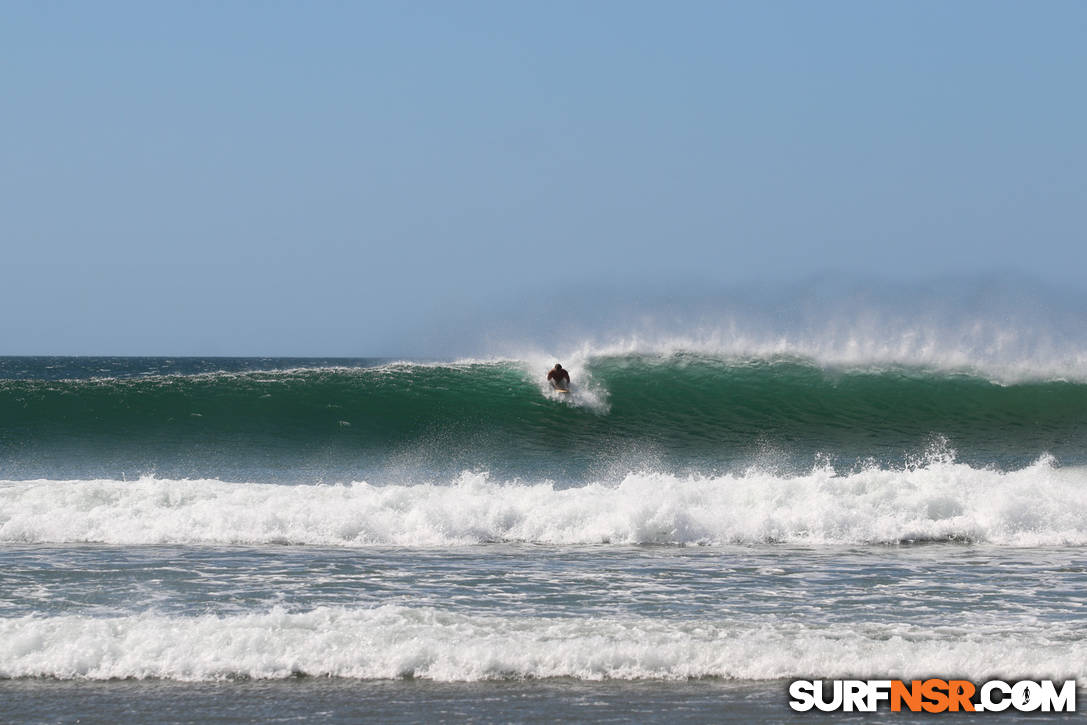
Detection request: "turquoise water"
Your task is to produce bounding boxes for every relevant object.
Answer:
[3,355,1085,482]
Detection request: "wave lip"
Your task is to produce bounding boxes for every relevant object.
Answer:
[1,605,1082,682]
[2,457,1084,547]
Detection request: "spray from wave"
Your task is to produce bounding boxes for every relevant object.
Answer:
[445,276,1087,383]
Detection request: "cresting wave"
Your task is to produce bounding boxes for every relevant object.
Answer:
[5,354,1087,481]
[1,605,1082,682]
[2,457,1084,546]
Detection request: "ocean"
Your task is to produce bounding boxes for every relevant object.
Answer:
[1,353,1084,723]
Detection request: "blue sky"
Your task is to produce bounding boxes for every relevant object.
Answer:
[3,1,1085,355]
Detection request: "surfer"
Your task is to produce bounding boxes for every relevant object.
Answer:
[547,363,570,390]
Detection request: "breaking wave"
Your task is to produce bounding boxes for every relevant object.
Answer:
[2,456,1084,547]
[4,354,1087,480]
[1,605,1082,682]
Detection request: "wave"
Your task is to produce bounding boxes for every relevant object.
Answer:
[2,457,1085,546]
[1,605,1081,682]
[4,354,1087,480]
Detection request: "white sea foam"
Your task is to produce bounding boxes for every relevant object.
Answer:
[2,457,1084,547]
[0,605,1081,682]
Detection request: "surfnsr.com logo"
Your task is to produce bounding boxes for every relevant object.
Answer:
[789,679,1076,713]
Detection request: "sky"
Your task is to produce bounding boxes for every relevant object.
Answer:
[2,1,1085,355]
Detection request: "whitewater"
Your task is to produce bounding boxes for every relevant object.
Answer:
[3,606,1083,682]
[3,458,1086,547]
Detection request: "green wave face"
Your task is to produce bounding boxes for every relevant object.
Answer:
[2,355,1085,481]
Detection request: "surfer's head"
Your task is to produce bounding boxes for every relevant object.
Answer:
[554,363,563,370]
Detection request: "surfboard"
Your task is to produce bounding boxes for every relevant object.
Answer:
[554,388,570,394]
